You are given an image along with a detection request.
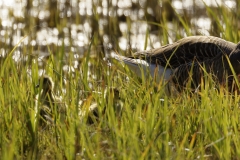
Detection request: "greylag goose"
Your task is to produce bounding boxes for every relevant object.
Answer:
[112,36,239,93]
[35,75,122,126]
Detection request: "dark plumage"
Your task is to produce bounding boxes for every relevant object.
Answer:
[170,42,240,92]
[113,36,240,94]
[133,36,236,68]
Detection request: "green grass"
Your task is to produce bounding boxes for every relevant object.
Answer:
[1,43,240,159]
[1,1,240,159]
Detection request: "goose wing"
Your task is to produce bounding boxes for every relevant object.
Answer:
[134,36,236,68]
[170,54,223,91]
[170,47,238,92]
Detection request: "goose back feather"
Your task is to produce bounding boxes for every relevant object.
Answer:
[134,36,236,68]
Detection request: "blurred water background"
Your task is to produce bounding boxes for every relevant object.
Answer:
[0,0,239,75]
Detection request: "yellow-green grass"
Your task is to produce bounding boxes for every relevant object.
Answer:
[1,41,240,160]
[1,1,240,159]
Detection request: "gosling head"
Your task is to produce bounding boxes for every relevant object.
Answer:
[86,87,123,124]
[35,75,55,126]
[35,75,56,109]
[37,75,54,92]
[104,87,120,102]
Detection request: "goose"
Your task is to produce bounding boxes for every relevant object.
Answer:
[35,75,67,126]
[35,75,123,126]
[112,36,239,93]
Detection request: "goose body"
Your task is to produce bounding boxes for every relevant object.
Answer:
[133,36,236,68]
[113,54,173,83]
[172,42,240,92]
[112,36,240,93]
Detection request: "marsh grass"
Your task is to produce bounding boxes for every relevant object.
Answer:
[2,48,240,159]
[1,1,240,159]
